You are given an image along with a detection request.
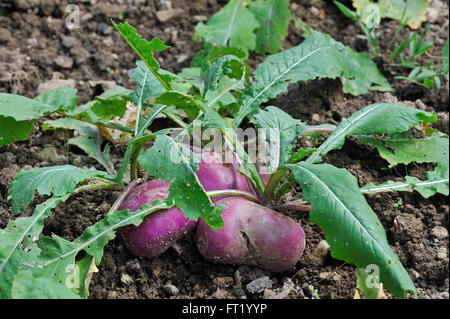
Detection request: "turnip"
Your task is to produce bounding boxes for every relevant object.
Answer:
[195,151,253,201]
[195,197,306,272]
[118,179,197,257]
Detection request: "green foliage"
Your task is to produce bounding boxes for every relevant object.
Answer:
[233,31,358,128]
[252,106,306,168]
[306,103,437,164]
[194,0,259,51]
[138,135,224,229]
[287,163,417,298]
[0,195,69,298]
[0,86,78,145]
[343,50,392,95]
[248,0,291,54]
[8,166,112,215]
[43,118,116,174]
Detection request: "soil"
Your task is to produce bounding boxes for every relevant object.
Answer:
[0,0,448,299]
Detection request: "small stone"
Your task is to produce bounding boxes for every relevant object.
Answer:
[126,259,141,272]
[193,15,207,22]
[427,7,440,24]
[436,247,447,260]
[54,55,74,69]
[156,8,184,22]
[311,113,321,123]
[106,291,117,299]
[177,54,188,64]
[97,23,113,35]
[246,276,273,294]
[310,6,320,17]
[120,273,134,285]
[163,284,179,296]
[409,269,420,280]
[431,226,448,240]
[311,240,330,264]
[0,28,12,43]
[263,278,294,299]
[37,79,76,94]
[38,147,60,163]
[81,13,93,22]
[61,36,76,49]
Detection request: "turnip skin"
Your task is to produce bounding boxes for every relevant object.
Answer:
[195,197,306,272]
[118,180,197,257]
[196,151,253,202]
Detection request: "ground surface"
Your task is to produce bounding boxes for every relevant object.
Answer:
[0,0,448,299]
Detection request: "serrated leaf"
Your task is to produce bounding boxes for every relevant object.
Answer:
[249,0,291,54]
[194,0,259,51]
[356,132,449,167]
[353,0,428,29]
[11,270,80,299]
[286,162,417,298]
[157,91,203,121]
[138,135,224,229]
[233,31,358,128]
[0,195,69,299]
[252,106,306,168]
[202,55,245,95]
[343,50,392,95]
[43,118,116,174]
[112,21,172,89]
[306,103,437,164]
[8,165,111,215]
[361,160,449,199]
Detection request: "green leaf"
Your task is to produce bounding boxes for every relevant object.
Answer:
[129,60,167,106]
[306,103,437,164]
[233,31,358,128]
[361,159,449,199]
[356,132,449,167]
[11,270,80,299]
[138,135,224,229]
[202,55,245,95]
[8,165,111,215]
[286,162,417,298]
[0,195,69,299]
[0,86,78,145]
[43,118,116,175]
[356,267,382,299]
[248,0,291,54]
[194,0,259,51]
[112,21,171,89]
[35,86,78,113]
[353,0,428,29]
[91,96,130,120]
[0,116,34,146]
[252,106,306,169]
[157,91,204,121]
[343,50,392,96]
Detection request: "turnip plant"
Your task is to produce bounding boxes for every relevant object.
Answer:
[0,18,448,300]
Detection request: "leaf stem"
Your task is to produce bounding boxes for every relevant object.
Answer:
[108,178,142,215]
[73,183,123,194]
[261,167,288,205]
[206,189,260,203]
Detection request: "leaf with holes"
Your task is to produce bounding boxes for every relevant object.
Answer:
[8,166,112,215]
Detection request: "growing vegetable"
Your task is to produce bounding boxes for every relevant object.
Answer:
[117,179,197,257]
[0,10,447,299]
[195,197,306,272]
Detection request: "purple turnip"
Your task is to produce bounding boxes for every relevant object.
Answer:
[195,197,306,272]
[118,179,197,257]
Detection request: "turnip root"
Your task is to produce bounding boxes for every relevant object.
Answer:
[195,197,306,272]
[118,179,197,257]
[196,151,253,201]
[196,151,268,201]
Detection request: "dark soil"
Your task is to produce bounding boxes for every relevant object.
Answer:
[0,0,448,299]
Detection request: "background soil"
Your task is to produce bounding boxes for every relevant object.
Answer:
[0,0,448,299]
